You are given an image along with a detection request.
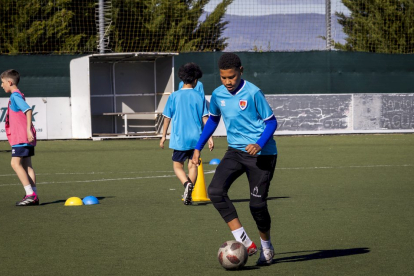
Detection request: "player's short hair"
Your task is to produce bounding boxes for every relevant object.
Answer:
[0,69,20,85]
[178,63,203,84]
[218,53,242,70]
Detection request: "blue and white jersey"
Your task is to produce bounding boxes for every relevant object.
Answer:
[209,80,277,155]
[178,81,205,98]
[163,88,209,151]
[10,92,31,113]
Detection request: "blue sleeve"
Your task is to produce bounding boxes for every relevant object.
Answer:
[209,93,221,116]
[197,82,205,96]
[202,96,209,117]
[163,95,173,118]
[11,93,31,113]
[254,90,274,120]
[256,116,277,148]
[195,115,220,151]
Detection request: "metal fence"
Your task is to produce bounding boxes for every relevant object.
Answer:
[1,0,413,54]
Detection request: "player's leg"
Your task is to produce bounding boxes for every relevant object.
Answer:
[187,150,197,184]
[245,154,277,265]
[172,150,195,205]
[208,149,244,222]
[22,156,36,188]
[173,160,193,205]
[11,156,32,187]
[11,147,39,206]
[172,150,191,184]
[172,161,188,184]
[208,148,257,254]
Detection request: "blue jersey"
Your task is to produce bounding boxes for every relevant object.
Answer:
[10,92,31,113]
[209,80,277,155]
[178,81,205,98]
[10,92,32,147]
[163,88,208,151]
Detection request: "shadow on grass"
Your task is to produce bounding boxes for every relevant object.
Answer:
[194,196,289,206]
[274,248,370,263]
[40,196,114,206]
[0,150,12,153]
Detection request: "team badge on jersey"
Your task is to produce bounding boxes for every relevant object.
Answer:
[221,100,226,106]
[239,100,247,110]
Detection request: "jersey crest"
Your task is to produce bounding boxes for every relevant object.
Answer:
[239,100,247,110]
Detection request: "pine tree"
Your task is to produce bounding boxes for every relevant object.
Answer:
[0,0,232,54]
[111,0,232,52]
[0,0,96,54]
[335,0,414,53]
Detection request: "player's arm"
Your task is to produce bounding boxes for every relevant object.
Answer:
[160,96,173,149]
[192,115,220,165]
[202,115,214,151]
[245,91,278,155]
[14,93,34,143]
[245,115,277,155]
[160,116,171,149]
[25,109,35,143]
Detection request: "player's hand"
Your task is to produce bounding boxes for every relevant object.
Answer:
[208,137,214,151]
[160,137,166,149]
[27,129,34,143]
[245,143,261,155]
[192,149,201,166]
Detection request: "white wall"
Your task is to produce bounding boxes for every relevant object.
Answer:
[70,56,92,139]
[0,97,72,141]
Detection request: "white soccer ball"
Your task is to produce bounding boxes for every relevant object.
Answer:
[217,240,248,270]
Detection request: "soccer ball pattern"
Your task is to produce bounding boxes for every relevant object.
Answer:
[217,240,248,270]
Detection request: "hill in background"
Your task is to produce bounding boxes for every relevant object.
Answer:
[222,13,346,51]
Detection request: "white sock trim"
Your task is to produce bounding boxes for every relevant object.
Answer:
[231,227,252,247]
[24,185,34,195]
[260,237,272,249]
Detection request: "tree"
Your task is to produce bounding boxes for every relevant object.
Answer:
[335,0,414,53]
[0,0,96,54]
[111,0,233,52]
[0,0,232,54]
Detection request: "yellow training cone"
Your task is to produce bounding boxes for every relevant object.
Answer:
[64,197,84,206]
[191,158,210,202]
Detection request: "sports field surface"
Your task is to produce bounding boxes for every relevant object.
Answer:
[0,134,413,275]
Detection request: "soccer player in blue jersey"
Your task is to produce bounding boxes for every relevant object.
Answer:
[160,63,213,205]
[192,53,278,265]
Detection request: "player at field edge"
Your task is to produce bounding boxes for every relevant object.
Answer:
[160,63,213,205]
[192,53,278,265]
[1,69,39,206]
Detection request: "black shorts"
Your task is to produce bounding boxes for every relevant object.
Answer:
[172,149,195,162]
[207,147,277,223]
[12,146,35,157]
[211,147,277,203]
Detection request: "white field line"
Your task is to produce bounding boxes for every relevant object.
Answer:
[1,164,412,178]
[0,170,176,177]
[0,164,412,187]
[0,170,216,187]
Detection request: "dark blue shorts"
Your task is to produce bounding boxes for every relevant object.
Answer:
[172,149,195,162]
[11,146,35,157]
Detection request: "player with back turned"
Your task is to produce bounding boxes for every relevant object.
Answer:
[160,63,213,205]
[192,53,278,265]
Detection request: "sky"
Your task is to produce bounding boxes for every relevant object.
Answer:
[204,0,349,16]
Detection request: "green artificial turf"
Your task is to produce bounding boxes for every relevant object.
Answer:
[0,134,413,275]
